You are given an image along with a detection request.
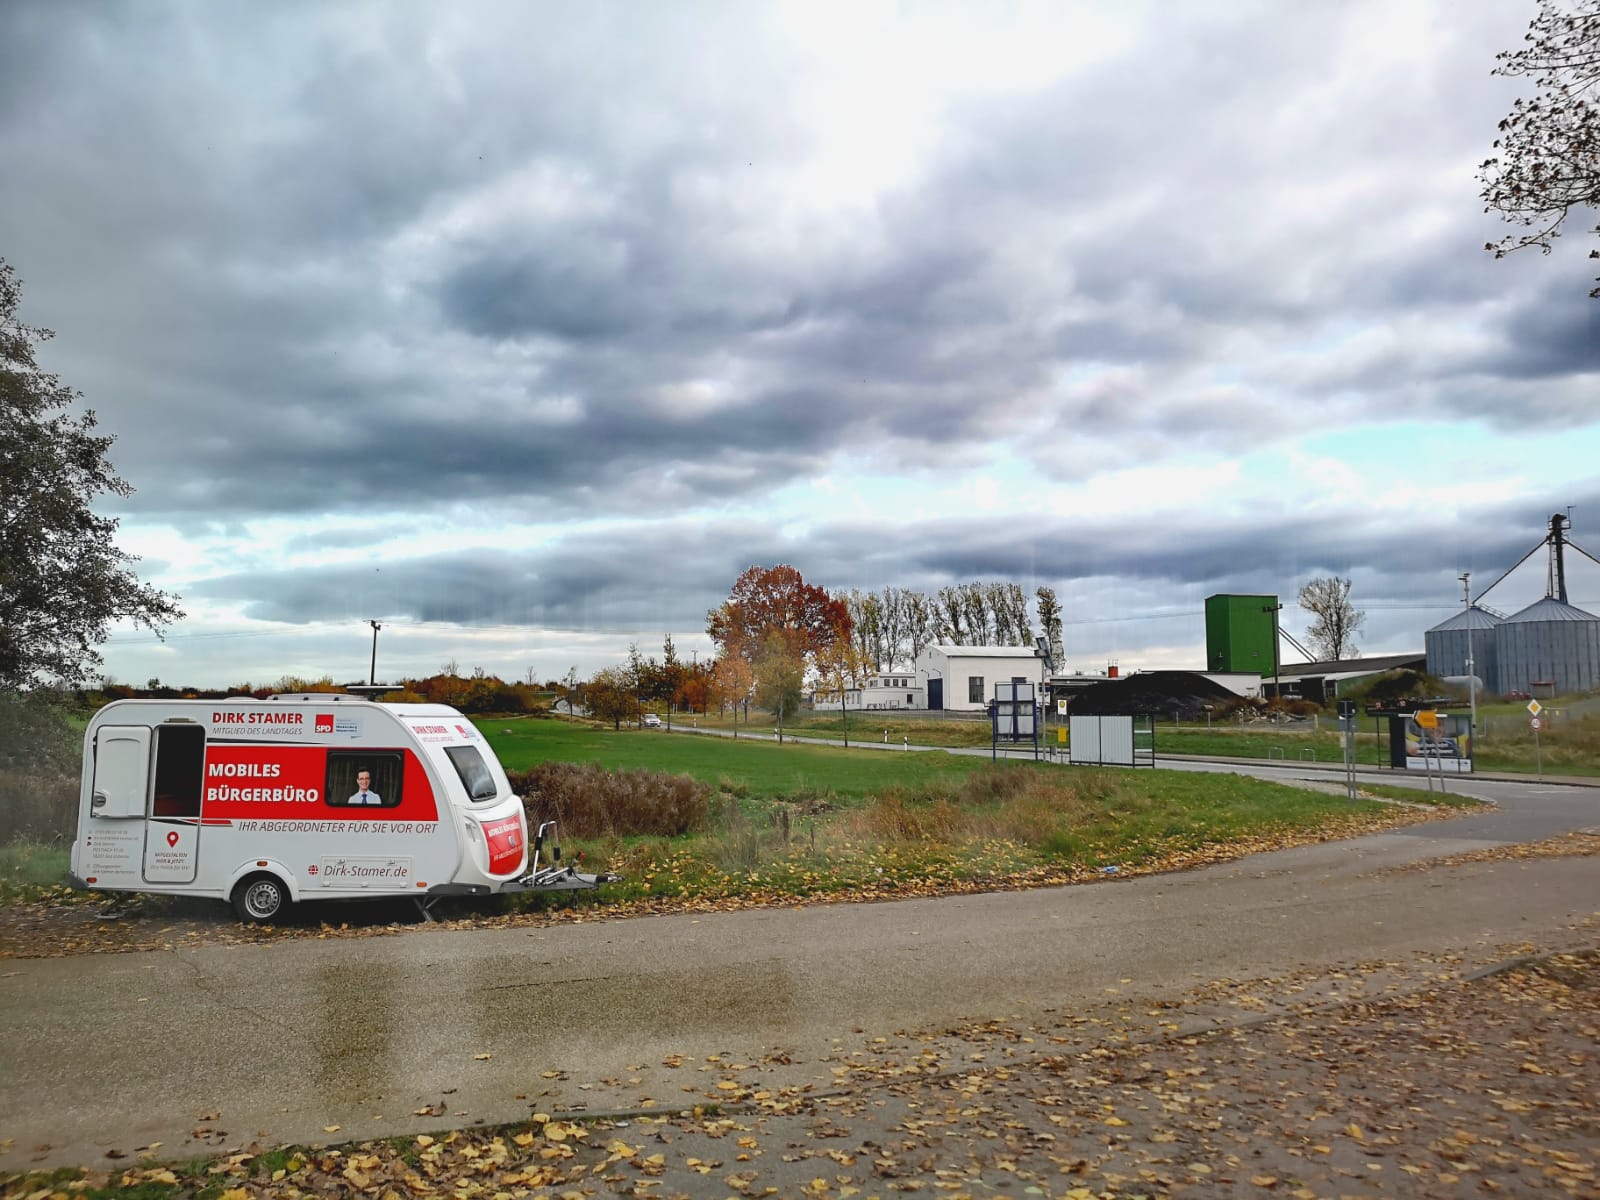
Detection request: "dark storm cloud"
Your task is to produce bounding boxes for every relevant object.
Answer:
[186,482,1600,650]
[192,517,800,630]
[1481,290,1600,382]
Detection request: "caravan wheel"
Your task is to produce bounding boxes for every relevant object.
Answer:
[232,873,289,923]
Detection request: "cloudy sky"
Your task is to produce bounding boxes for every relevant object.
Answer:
[4,0,1598,689]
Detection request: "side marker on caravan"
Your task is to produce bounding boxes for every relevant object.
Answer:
[70,696,619,923]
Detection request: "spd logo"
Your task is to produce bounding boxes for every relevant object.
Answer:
[315,714,334,734]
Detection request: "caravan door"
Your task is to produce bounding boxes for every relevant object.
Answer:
[81,725,151,887]
[142,723,206,884]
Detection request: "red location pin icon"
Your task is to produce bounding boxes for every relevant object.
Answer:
[167,831,180,847]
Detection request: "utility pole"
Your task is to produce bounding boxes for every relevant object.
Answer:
[1459,572,1477,744]
[368,620,382,686]
[1263,602,1283,702]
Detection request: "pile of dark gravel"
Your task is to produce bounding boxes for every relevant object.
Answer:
[1067,670,1240,720]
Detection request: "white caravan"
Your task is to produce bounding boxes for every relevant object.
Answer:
[70,696,612,921]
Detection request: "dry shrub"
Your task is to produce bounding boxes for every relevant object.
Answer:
[844,767,1101,849]
[955,766,1033,806]
[962,767,1097,844]
[852,788,965,843]
[0,769,77,844]
[509,761,712,839]
[0,693,80,844]
[704,800,782,873]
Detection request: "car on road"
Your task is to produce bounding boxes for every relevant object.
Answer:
[642,713,662,728]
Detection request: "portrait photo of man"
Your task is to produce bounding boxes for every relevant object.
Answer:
[347,769,382,806]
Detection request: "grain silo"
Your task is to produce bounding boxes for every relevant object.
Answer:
[1425,604,1500,688]
[1494,596,1600,695]
[1472,513,1600,696]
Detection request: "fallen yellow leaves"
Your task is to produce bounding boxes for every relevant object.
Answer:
[7,931,1597,1200]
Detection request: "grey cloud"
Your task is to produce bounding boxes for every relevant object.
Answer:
[3,0,1596,584]
[188,482,1600,647]
[1483,290,1600,382]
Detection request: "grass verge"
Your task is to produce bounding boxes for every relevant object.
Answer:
[0,716,1485,925]
[480,719,1482,914]
[0,841,73,903]
[617,704,1600,778]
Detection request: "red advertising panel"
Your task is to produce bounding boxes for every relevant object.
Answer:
[481,813,527,876]
[201,745,439,823]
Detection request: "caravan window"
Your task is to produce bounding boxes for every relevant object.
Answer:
[326,751,404,808]
[445,745,499,803]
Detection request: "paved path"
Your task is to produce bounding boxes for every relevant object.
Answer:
[2,775,1596,1171]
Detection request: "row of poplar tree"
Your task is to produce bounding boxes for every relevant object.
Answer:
[832,583,1066,674]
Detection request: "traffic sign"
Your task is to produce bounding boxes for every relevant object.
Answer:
[1527,699,1542,717]
[1530,716,1542,731]
[1415,710,1439,729]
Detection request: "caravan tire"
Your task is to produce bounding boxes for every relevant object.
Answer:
[232,873,289,923]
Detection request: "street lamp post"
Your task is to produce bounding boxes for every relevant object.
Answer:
[368,620,382,686]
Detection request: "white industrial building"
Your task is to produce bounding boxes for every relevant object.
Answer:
[914,645,1048,712]
[814,672,925,711]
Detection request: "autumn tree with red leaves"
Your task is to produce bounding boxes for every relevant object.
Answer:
[706,565,851,719]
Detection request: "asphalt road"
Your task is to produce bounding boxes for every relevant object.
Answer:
[2,768,1596,1171]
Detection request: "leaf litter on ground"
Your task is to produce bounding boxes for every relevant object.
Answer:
[7,928,1595,1199]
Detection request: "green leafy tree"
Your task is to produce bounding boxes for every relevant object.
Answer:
[585,665,636,730]
[754,631,806,742]
[660,633,686,711]
[1479,0,1600,297]
[1,258,182,687]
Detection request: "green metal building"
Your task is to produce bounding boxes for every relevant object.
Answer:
[1205,594,1278,675]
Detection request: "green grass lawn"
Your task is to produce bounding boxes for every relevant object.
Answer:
[0,841,72,902]
[1150,718,1599,777]
[669,705,1600,777]
[0,711,1494,910]
[480,717,1004,802]
[475,715,1481,912]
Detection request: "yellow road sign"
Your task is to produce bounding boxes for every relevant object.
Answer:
[1415,710,1439,729]
[1527,699,1542,717]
